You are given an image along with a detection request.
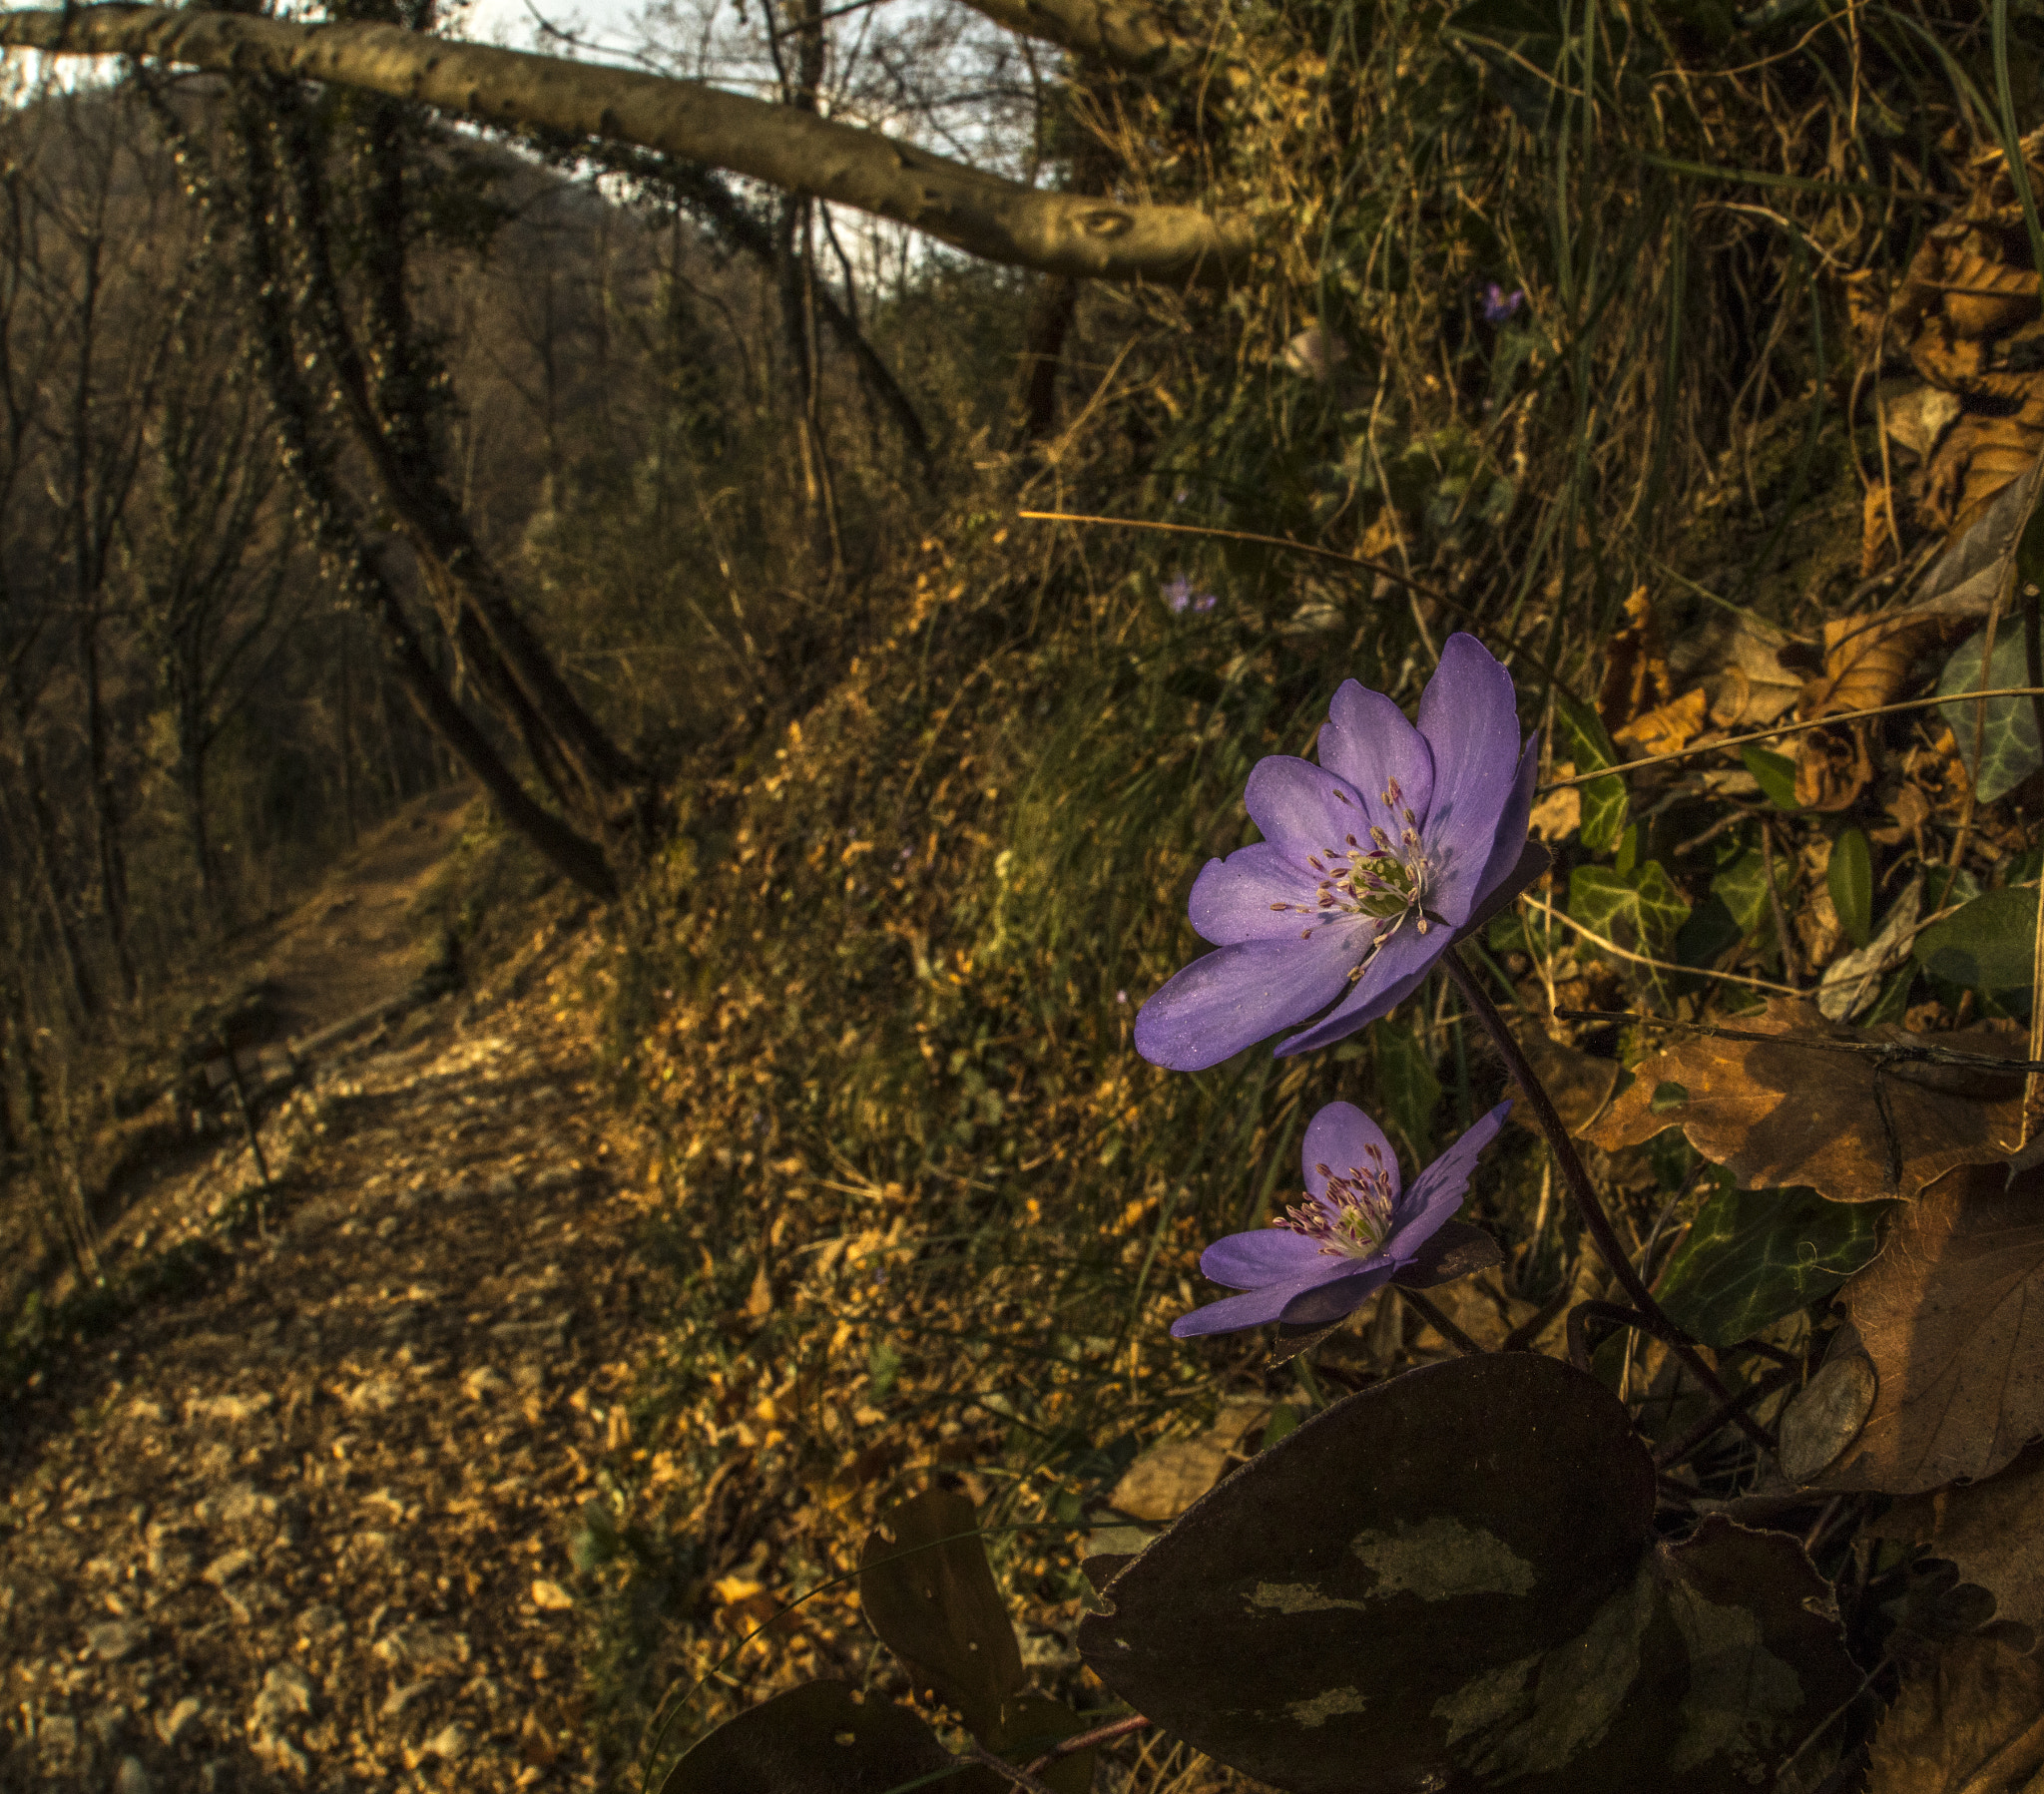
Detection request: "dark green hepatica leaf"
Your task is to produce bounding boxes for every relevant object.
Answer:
[859,1490,1024,1738]
[1654,1180,1887,1349]
[1914,884,2039,1009]
[658,1680,965,1794]
[1077,1354,1856,1793]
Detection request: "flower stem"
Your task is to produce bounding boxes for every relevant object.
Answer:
[1022,1715,1153,1777]
[1440,947,1774,1455]
[1396,1285,1486,1356]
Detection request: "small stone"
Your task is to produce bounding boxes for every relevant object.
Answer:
[530,1578,573,1611]
[201,1551,253,1586]
[296,1602,345,1644]
[374,1623,468,1670]
[84,1621,147,1661]
[157,1697,204,1747]
[462,1366,509,1401]
[37,1714,78,1764]
[194,1483,275,1528]
[115,1755,153,1794]
[421,1721,472,1761]
[223,1581,286,1625]
[252,1663,315,1729]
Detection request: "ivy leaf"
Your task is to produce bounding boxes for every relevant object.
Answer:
[1653,1179,1887,1348]
[658,1681,963,1794]
[1568,861,1692,963]
[1828,827,1873,950]
[1739,744,1799,811]
[1554,695,1627,852]
[1937,622,2042,804]
[1914,884,2039,1009]
[1078,1354,1856,1793]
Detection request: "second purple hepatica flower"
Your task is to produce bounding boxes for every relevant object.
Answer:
[1134,633,1536,1072]
[1173,1099,1510,1337]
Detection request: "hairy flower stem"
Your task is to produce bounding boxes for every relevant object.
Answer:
[1440,948,1774,1454]
[1023,1715,1153,1776]
[1396,1285,1486,1355]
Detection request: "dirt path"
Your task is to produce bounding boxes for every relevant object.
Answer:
[0,888,663,1792]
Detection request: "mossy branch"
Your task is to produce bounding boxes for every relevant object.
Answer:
[951,0,1190,74]
[0,5,1251,283]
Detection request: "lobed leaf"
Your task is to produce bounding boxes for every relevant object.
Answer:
[1653,1181,1887,1348]
[1077,1354,1855,1793]
[1867,1438,2044,1638]
[1937,621,2042,804]
[1586,998,2023,1203]
[1568,862,1691,964]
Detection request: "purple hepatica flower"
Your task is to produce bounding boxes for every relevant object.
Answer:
[1134,633,1535,1072]
[1480,282,1525,325]
[1164,574,1218,615]
[1173,1099,1510,1337]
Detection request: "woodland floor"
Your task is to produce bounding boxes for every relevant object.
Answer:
[0,794,667,1794]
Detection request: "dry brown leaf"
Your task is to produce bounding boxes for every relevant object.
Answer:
[1510,1024,1619,1135]
[1868,1439,2044,1640]
[1109,1406,1270,1523]
[1865,1636,2044,1794]
[1694,614,1806,727]
[1595,587,1671,736]
[1527,776,1580,843]
[1611,685,1707,756]
[1584,998,2025,1204]
[1801,612,1956,719]
[1794,722,1876,811]
[1814,1160,2044,1495]
[1879,380,1966,461]
[1927,406,2044,538]
[1933,248,2040,342]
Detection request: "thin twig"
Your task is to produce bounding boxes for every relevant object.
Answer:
[1022,1715,1152,1777]
[1539,685,2044,788]
[1760,821,1800,989]
[1652,1363,1798,1470]
[964,1740,1062,1794]
[1441,951,1773,1454]
[1523,897,1800,995]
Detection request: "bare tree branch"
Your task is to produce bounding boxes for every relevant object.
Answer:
[948,0,1188,75]
[0,6,1251,283]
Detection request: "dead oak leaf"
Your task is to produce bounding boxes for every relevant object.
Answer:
[1611,685,1708,756]
[1584,999,2025,1204]
[1800,612,1956,720]
[1868,1439,2044,1640]
[1815,1161,2044,1495]
[1866,1635,2044,1794]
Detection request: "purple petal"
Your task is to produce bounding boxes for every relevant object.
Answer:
[1275,922,1445,1058]
[1188,843,1332,946]
[1467,733,1539,919]
[1199,1226,1332,1289]
[1384,1100,1514,1259]
[1278,1259,1396,1328]
[1242,756,1368,858]
[1172,1263,1360,1337]
[1300,1101,1402,1201]
[1414,635,1525,924]
[1317,682,1435,833]
[1134,930,1361,1071]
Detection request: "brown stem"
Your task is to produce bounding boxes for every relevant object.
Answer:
[1761,821,1800,989]
[1396,1285,1486,1356]
[1652,1362,1796,1469]
[1022,1714,1152,1777]
[1440,948,1777,1455]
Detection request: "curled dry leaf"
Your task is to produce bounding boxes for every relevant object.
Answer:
[1864,1636,2044,1794]
[1109,1405,1273,1525]
[1813,1161,2044,1496]
[1509,1023,1619,1135]
[1596,587,1672,737]
[1584,998,2025,1204]
[1611,686,1707,757]
[1867,1439,2044,1641]
[1800,612,1958,720]
[1794,723,1875,812]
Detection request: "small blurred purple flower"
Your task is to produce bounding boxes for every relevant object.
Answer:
[1134,634,1536,1071]
[1173,488,1190,506]
[1116,989,1129,1005]
[1173,1100,1509,1337]
[1165,574,1218,616]
[1480,283,1525,325]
